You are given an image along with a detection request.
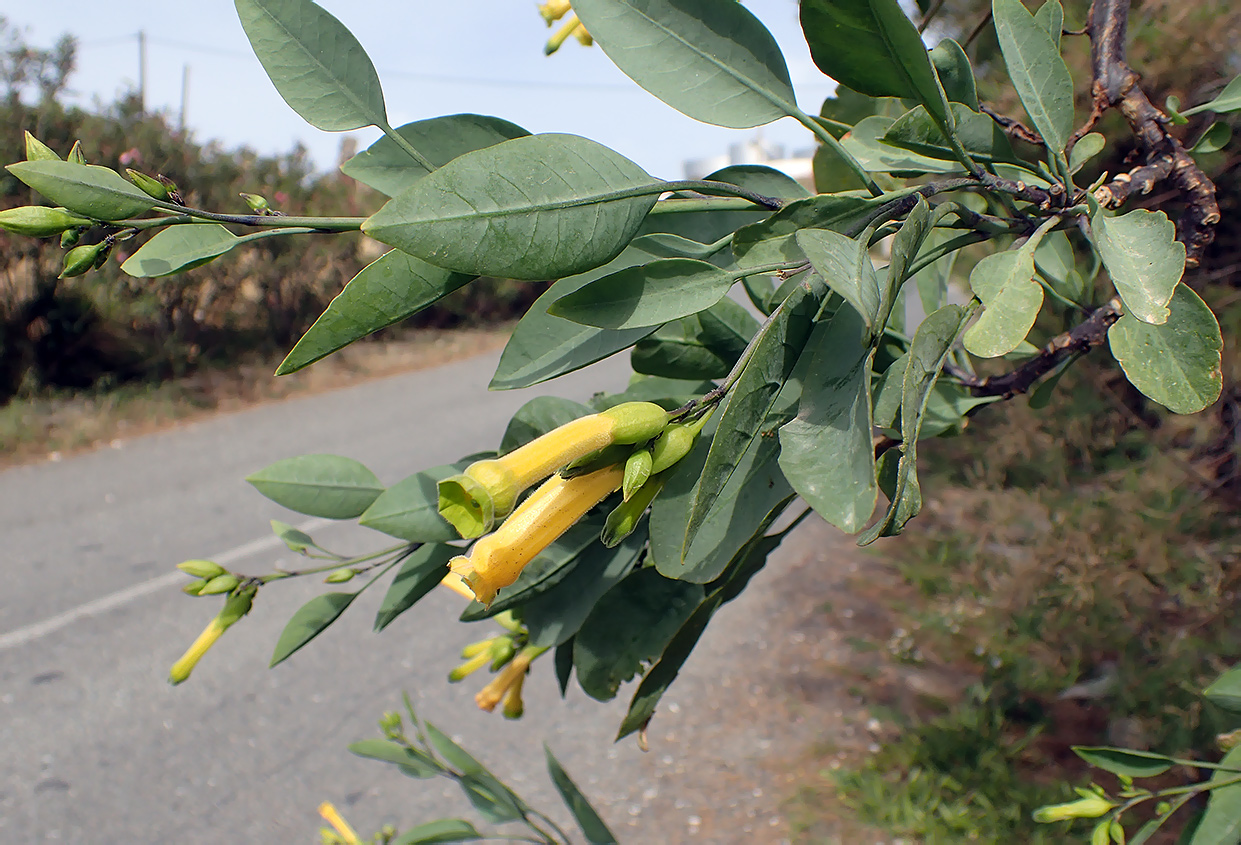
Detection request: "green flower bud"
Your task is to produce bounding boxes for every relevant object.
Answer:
[461,637,496,659]
[599,401,670,444]
[24,131,60,162]
[177,559,228,579]
[324,568,355,584]
[650,410,712,474]
[1090,820,1110,845]
[1032,793,1117,823]
[91,242,113,270]
[602,473,667,547]
[240,192,270,213]
[448,649,490,682]
[199,574,241,595]
[67,141,87,165]
[59,242,106,278]
[488,636,516,671]
[182,578,209,596]
[126,169,170,201]
[0,206,93,237]
[60,228,81,249]
[622,448,652,502]
[560,443,630,479]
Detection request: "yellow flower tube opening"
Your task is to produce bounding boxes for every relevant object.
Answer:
[450,464,623,606]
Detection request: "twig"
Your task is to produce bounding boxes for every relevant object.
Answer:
[981,105,1045,147]
[957,297,1123,398]
[1086,0,1220,267]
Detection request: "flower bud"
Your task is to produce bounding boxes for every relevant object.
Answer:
[0,206,93,238]
[126,169,170,201]
[59,242,106,278]
[317,802,362,845]
[240,192,271,213]
[324,568,355,584]
[168,586,256,684]
[488,636,516,671]
[460,638,495,659]
[600,401,670,444]
[1032,793,1116,823]
[602,473,666,547]
[67,141,87,165]
[560,443,630,479]
[199,573,241,595]
[24,131,60,162]
[60,228,81,248]
[650,411,711,474]
[545,14,588,55]
[182,578,208,596]
[177,559,228,579]
[501,670,526,719]
[448,649,492,682]
[622,448,652,502]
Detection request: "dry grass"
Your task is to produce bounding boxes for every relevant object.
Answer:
[0,327,510,469]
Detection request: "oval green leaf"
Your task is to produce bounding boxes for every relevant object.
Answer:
[6,160,157,220]
[571,0,795,129]
[992,0,1075,153]
[360,463,469,544]
[348,738,440,779]
[235,0,386,131]
[1190,745,1241,845]
[270,591,357,666]
[549,258,735,330]
[963,246,1043,358]
[1108,283,1223,414]
[1071,746,1175,778]
[340,114,530,198]
[1205,665,1241,714]
[277,250,473,374]
[246,454,384,518]
[1093,207,1185,325]
[373,544,457,632]
[1182,73,1241,117]
[930,38,979,109]
[364,134,659,280]
[392,819,484,844]
[545,746,618,845]
[121,224,238,277]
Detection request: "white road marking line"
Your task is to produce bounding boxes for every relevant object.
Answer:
[0,516,333,652]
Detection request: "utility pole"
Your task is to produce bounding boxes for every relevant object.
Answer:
[137,30,146,112]
[179,64,190,132]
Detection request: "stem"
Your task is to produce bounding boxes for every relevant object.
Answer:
[789,105,884,197]
[904,231,990,278]
[662,179,784,210]
[139,206,367,231]
[646,197,772,215]
[526,809,572,845]
[918,0,949,32]
[262,543,413,582]
[376,119,436,172]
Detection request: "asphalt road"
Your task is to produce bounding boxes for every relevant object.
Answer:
[0,349,828,844]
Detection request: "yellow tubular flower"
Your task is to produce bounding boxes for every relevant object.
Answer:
[474,645,546,712]
[450,465,623,605]
[439,570,476,600]
[538,0,572,24]
[318,802,362,845]
[168,587,255,685]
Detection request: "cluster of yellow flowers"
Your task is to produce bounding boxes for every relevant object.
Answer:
[537,0,592,55]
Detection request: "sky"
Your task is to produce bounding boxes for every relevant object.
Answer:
[7,1,839,180]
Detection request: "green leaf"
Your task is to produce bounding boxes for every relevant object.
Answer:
[1205,665,1241,713]
[549,258,736,330]
[881,196,933,330]
[1072,746,1175,778]
[1182,74,1241,116]
[796,228,881,329]
[860,303,970,544]
[884,104,1016,163]
[841,115,963,174]
[423,723,528,823]
[521,530,645,648]
[6,160,157,220]
[121,225,238,277]
[733,191,894,270]
[1093,207,1185,325]
[992,0,1075,154]
[631,320,731,381]
[270,591,357,666]
[373,545,456,631]
[963,243,1044,358]
[573,568,704,701]
[246,454,384,519]
[911,228,960,314]
[1070,132,1106,173]
[271,519,316,553]
[1033,0,1064,48]
[340,114,529,197]
[500,398,592,453]
[1191,122,1233,156]
[363,134,659,281]
[617,595,721,740]
[234,0,386,132]
[801,0,953,134]
[1108,283,1223,414]
[391,819,483,845]
[683,278,823,552]
[1190,745,1241,845]
[778,305,877,533]
[360,462,471,543]
[488,242,667,390]
[590,377,716,412]
[545,746,618,844]
[277,251,473,374]
[571,0,795,129]
[348,738,440,779]
[929,38,979,109]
